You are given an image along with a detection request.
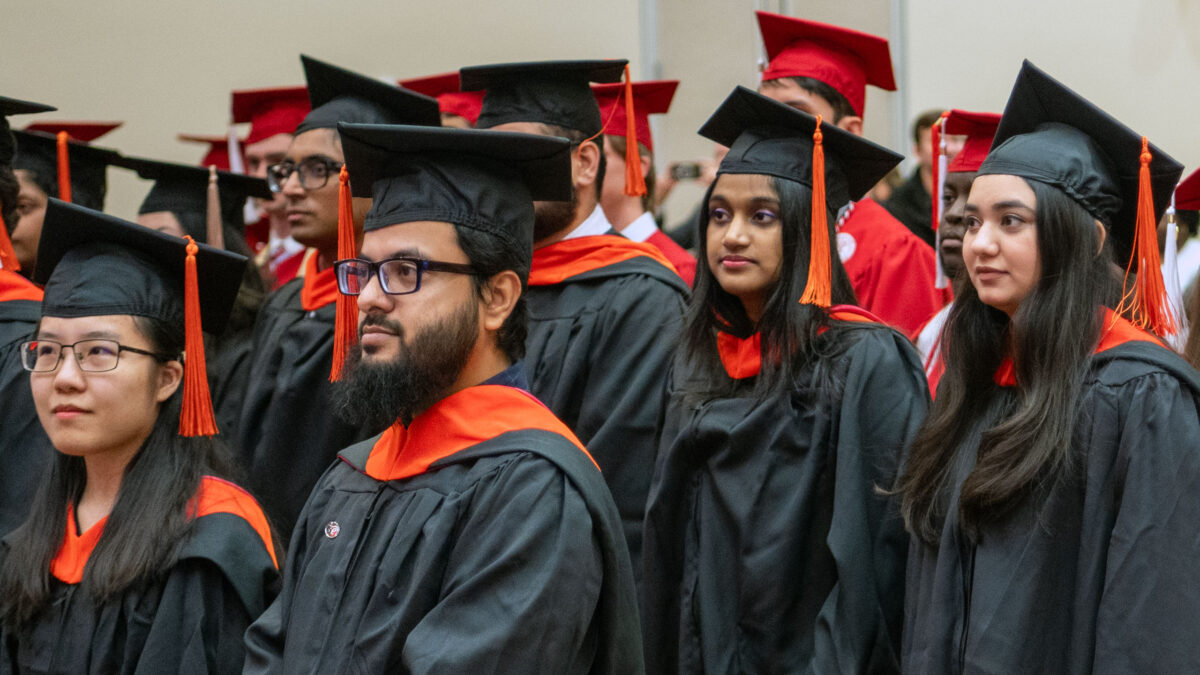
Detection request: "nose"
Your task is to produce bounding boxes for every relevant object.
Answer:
[52,348,87,393]
[354,266,393,320]
[280,168,306,198]
[967,221,1000,259]
[722,214,751,250]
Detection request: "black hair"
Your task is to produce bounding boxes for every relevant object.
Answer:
[0,165,17,233]
[912,109,944,144]
[898,178,1121,544]
[679,174,857,403]
[453,224,527,362]
[0,315,244,628]
[544,124,606,202]
[767,76,857,122]
[607,135,656,213]
[1177,209,1199,238]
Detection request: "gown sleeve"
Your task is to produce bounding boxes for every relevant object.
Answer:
[400,455,604,674]
[1092,372,1200,673]
[809,328,928,673]
[129,558,256,675]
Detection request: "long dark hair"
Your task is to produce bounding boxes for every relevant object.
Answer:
[679,174,857,402]
[898,178,1120,544]
[0,316,241,628]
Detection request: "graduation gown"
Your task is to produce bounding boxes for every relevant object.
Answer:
[903,311,1200,674]
[881,169,934,246]
[623,211,697,287]
[525,233,689,578]
[642,308,928,674]
[237,256,370,538]
[0,476,279,674]
[0,271,53,539]
[837,198,942,336]
[243,370,645,674]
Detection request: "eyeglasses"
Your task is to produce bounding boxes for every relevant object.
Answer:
[266,157,344,192]
[334,257,477,296]
[20,339,172,373]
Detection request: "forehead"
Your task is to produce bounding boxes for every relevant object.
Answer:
[489,121,553,137]
[967,173,1036,206]
[360,220,464,260]
[245,133,292,157]
[944,171,977,191]
[286,128,341,161]
[712,172,778,199]
[14,169,43,195]
[757,79,832,116]
[38,314,142,339]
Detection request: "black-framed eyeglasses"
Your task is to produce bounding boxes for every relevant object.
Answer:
[19,339,173,373]
[266,157,344,192]
[334,257,477,296]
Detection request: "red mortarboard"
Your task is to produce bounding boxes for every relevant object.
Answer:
[177,133,241,171]
[1174,168,1200,211]
[943,109,1001,173]
[398,72,485,126]
[231,86,310,145]
[756,11,895,117]
[591,79,678,153]
[24,121,121,142]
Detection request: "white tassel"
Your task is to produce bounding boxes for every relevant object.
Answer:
[933,126,950,289]
[1162,190,1190,351]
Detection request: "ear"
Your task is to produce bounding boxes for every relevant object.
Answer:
[574,139,602,191]
[835,115,864,137]
[479,269,522,333]
[639,152,652,181]
[1094,218,1107,255]
[155,359,184,404]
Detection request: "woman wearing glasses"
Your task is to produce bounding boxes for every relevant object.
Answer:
[0,201,279,673]
[640,88,928,673]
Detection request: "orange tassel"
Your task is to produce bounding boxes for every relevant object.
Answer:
[0,214,20,271]
[622,64,646,197]
[800,116,832,307]
[55,131,71,202]
[179,237,219,437]
[1117,137,1177,336]
[329,165,358,381]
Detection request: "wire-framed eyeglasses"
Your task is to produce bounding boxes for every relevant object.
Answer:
[20,339,173,373]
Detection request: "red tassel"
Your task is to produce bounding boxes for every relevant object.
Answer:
[179,237,219,437]
[55,131,71,202]
[0,213,20,271]
[622,64,646,197]
[330,165,358,381]
[1117,137,1177,336]
[800,116,831,307]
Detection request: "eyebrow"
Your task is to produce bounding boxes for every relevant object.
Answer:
[361,247,426,262]
[964,199,1034,213]
[293,154,338,164]
[36,329,121,341]
[707,195,781,206]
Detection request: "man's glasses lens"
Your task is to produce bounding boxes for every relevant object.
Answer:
[267,159,341,192]
[21,340,122,372]
[335,259,423,295]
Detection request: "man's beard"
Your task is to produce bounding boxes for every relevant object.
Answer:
[331,297,478,431]
[532,185,579,242]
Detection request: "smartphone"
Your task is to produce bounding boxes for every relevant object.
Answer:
[670,162,702,180]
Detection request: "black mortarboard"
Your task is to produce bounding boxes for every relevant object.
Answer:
[116,155,272,240]
[460,59,628,135]
[294,55,441,135]
[0,96,55,165]
[699,85,902,204]
[979,60,1183,262]
[338,122,572,271]
[35,199,247,334]
[12,130,121,210]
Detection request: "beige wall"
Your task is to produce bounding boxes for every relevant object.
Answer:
[5,0,1197,225]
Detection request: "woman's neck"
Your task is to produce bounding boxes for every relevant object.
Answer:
[76,442,142,532]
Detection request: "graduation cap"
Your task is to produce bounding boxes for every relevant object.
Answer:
[755,11,896,117]
[177,133,240,171]
[591,79,677,153]
[1173,168,1200,212]
[294,56,441,135]
[330,121,572,380]
[12,126,122,210]
[231,86,310,145]
[0,95,55,271]
[116,155,272,243]
[700,85,902,306]
[979,60,1185,335]
[944,110,1001,174]
[397,72,485,126]
[34,199,249,436]
[460,59,628,136]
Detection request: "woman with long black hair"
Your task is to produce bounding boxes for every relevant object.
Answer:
[900,61,1200,673]
[641,87,929,673]
[0,200,279,673]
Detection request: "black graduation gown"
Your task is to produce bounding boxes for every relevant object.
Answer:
[236,277,369,538]
[243,377,645,674]
[642,322,927,674]
[903,341,1200,674]
[0,294,53,539]
[525,241,689,578]
[0,508,278,674]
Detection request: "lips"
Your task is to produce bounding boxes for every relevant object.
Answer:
[52,404,89,419]
[719,255,755,269]
[974,265,1007,281]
